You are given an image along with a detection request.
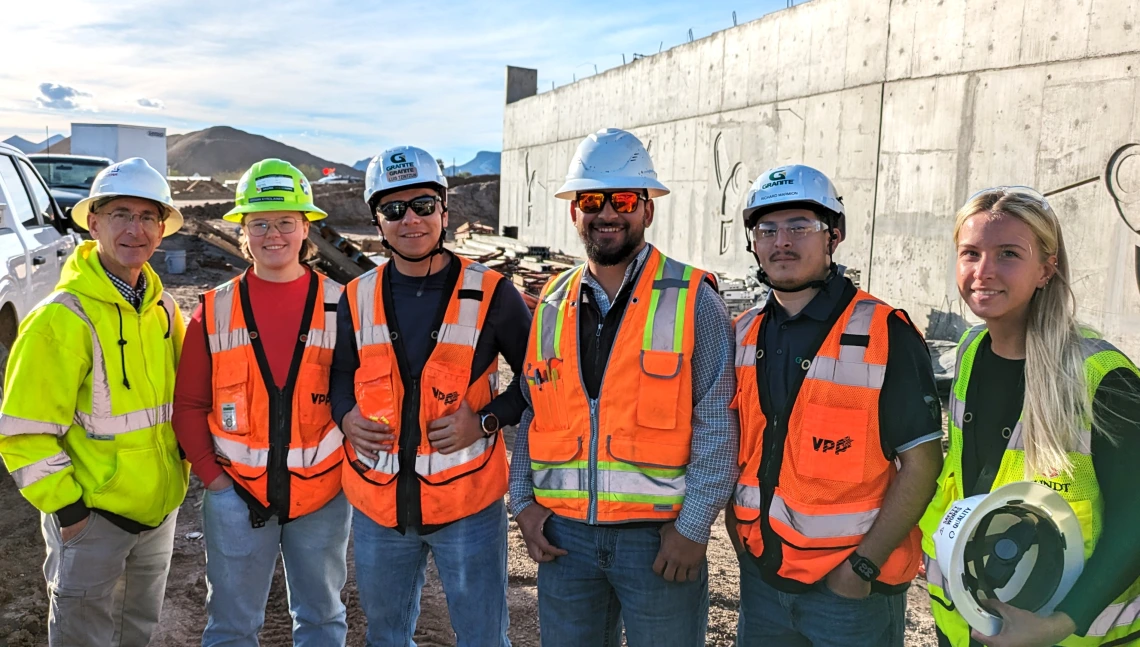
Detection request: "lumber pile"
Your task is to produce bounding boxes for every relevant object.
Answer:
[452,223,579,299]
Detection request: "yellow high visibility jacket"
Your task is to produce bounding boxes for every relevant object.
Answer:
[0,240,188,527]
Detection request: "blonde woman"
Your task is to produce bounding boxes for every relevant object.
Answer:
[918,187,1140,647]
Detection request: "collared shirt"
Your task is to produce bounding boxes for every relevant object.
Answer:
[759,273,943,458]
[101,261,147,311]
[509,244,740,544]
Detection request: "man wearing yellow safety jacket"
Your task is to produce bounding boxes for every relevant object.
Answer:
[0,158,188,646]
[919,187,1140,647]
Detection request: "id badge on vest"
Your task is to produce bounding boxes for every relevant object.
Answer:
[222,403,239,432]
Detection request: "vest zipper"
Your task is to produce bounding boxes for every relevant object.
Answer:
[267,387,289,513]
[587,398,599,524]
[398,377,420,529]
[758,412,780,572]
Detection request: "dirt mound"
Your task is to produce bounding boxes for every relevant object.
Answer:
[170,179,231,201]
[167,126,362,180]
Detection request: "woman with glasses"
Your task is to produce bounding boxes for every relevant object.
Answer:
[330,146,531,646]
[173,159,350,647]
[919,187,1140,647]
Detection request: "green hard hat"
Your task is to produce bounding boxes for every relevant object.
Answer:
[223,158,328,222]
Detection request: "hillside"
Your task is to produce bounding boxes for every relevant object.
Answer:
[3,134,65,154]
[445,151,500,176]
[167,126,363,179]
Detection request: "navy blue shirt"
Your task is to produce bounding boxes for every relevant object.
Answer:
[760,274,942,458]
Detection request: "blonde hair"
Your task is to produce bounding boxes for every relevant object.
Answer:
[953,190,1092,478]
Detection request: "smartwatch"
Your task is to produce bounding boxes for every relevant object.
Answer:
[847,552,880,582]
[479,411,501,437]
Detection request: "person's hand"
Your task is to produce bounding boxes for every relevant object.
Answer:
[60,515,90,543]
[515,504,568,563]
[824,559,872,599]
[653,522,708,582]
[427,400,484,455]
[342,404,395,460]
[207,473,234,492]
[971,601,1076,647]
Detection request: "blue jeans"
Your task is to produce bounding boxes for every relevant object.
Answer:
[736,553,905,647]
[536,515,709,647]
[201,488,351,647]
[352,501,510,647]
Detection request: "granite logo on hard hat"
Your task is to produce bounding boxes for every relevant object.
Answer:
[385,153,418,183]
[255,175,294,193]
[769,170,787,181]
[762,169,795,190]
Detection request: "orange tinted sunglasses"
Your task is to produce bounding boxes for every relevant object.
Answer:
[574,191,645,214]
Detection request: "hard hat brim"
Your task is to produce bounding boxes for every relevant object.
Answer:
[554,177,670,200]
[222,201,328,222]
[71,194,185,238]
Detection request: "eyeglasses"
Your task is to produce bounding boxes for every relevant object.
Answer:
[377,195,441,222]
[965,185,1053,211]
[245,217,300,237]
[751,219,828,241]
[103,209,164,231]
[574,191,646,215]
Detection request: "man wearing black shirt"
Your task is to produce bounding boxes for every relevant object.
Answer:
[330,146,530,646]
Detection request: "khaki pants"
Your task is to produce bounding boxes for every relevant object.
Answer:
[41,509,178,647]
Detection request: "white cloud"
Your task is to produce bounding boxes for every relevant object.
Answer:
[35,83,93,111]
[0,0,786,164]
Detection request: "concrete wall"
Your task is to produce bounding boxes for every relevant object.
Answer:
[500,0,1140,357]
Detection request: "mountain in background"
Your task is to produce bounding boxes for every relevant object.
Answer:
[353,158,371,171]
[166,126,364,179]
[445,151,500,176]
[3,134,66,154]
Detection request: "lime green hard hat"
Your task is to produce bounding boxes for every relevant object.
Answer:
[223,158,328,222]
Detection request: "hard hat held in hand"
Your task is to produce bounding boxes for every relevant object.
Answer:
[71,157,184,237]
[223,159,327,222]
[743,164,845,235]
[931,481,1085,637]
[555,128,669,199]
[364,146,448,207]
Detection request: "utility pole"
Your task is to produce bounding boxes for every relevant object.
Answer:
[45,126,51,154]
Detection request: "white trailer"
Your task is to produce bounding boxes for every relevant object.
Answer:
[70,123,167,174]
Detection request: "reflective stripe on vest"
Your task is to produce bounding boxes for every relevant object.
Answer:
[9,450,71,488]
[528,251,699,514]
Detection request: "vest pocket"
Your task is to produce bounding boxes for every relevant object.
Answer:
[526,361,570,432]
[797,403,868,484]
[214,360,251,436]
[354,360,397,427]
[607,434,690,469]
[421,362,472,423]
[296,364,333,428]
[636,350,683,430]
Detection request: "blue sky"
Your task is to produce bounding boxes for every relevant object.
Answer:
[1,0,792,167]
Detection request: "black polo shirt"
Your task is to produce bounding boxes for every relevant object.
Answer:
[760,274,942,458]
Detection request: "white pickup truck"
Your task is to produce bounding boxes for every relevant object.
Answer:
[0,142,80,390]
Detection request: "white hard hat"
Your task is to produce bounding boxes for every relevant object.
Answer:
[931,481,1085,637]
[364,146,448,207]
[71,158,183,237]
[555,128,669,199]
[743,164,845,234]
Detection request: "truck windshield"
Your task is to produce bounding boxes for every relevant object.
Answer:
[33,160,109,190]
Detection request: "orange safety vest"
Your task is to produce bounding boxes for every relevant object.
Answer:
[343,256,508,528]
[731,288,923,588]
[525,247,708,524]
[203,271,345,520]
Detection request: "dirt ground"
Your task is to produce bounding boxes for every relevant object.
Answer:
[0,229,939,646]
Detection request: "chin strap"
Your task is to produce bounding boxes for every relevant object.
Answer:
[381,230,448,297]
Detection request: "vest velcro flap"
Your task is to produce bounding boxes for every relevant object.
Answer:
[607,434,690,469]
[637,350,684,430]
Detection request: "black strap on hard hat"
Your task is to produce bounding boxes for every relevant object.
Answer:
[962,505,1066,612]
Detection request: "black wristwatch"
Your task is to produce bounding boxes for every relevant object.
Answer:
[479,411,500,437]
[848,552,880,582]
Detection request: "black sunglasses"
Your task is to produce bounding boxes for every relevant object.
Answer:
[375,195,442,222]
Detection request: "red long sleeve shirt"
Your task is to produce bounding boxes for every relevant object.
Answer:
[172,269,313,487]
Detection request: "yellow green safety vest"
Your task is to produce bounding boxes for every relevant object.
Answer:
[918,325,1140,646]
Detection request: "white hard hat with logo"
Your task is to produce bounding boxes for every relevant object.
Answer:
[364,145,448,207]
[742,164,845,235]
[930,481,1085,637]
[555,128,669,199]
[71,157,183,237]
